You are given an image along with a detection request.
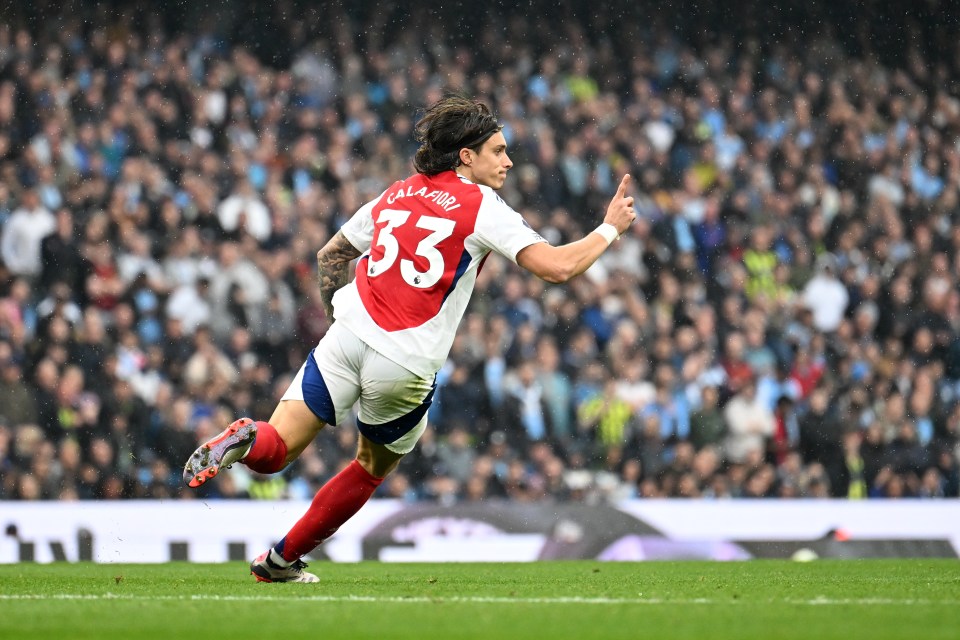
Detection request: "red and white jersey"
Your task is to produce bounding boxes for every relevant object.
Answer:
[334,170,545,376]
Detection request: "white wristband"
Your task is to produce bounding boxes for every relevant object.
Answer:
[593,223,619,246]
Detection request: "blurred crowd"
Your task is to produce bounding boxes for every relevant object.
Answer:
[1,2,960,504]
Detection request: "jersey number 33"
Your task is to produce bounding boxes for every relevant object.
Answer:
[358,203,477,331]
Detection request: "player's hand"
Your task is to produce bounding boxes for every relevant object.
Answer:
[604,174,636,235]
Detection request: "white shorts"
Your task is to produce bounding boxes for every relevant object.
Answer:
[281,321,435,454]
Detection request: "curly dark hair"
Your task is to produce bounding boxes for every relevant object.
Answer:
[413,95,503,175]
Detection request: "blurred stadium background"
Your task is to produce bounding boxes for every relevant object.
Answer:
[1,0,960,563]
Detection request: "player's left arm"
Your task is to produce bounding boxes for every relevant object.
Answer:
[316,231,362,318]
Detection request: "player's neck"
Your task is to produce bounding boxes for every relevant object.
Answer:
[454,166,475,183]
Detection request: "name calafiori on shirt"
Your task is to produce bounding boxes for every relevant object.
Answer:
[386,185,462,211]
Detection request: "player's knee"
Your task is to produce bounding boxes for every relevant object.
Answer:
[355,443,403,478]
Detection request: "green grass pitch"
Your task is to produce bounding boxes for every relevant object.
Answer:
[1,560,958,639]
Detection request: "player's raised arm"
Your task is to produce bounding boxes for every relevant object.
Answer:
[516,174,636,283]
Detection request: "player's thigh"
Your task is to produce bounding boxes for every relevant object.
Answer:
[277,323,365,456]
[355,350,434,454]
[268,399,326,463]
[356,352,434,423]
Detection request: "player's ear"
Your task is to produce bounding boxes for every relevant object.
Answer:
[458,148,472,167]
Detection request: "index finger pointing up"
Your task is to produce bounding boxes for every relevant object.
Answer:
[616,174,632,198]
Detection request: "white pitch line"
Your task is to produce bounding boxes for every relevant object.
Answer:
[0,594,954,606]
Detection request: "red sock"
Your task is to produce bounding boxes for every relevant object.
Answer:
[277,460,383,561]
[244,422,288,474]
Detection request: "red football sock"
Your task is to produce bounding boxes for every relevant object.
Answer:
[243,421,288,474]
[277,459,383,561]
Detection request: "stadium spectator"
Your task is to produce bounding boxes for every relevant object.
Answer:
[0,190,55,278]
[722,377,776,464]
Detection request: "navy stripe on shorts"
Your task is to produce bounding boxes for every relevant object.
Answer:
[301,349,337,425]
[356,384,436,446]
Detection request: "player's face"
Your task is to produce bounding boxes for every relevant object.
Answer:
[467,132,512,189]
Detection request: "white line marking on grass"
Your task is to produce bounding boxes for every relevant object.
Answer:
[0,594,955,606]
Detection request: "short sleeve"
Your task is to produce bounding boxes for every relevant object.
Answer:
[339,197,380,253]
[472,187,547,263]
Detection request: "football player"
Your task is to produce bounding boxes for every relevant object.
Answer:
[183,95,636,582]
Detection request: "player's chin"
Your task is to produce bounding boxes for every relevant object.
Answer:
[481,175,507,189]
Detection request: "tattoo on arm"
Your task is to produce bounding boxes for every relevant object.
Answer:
[316,231,362,318]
